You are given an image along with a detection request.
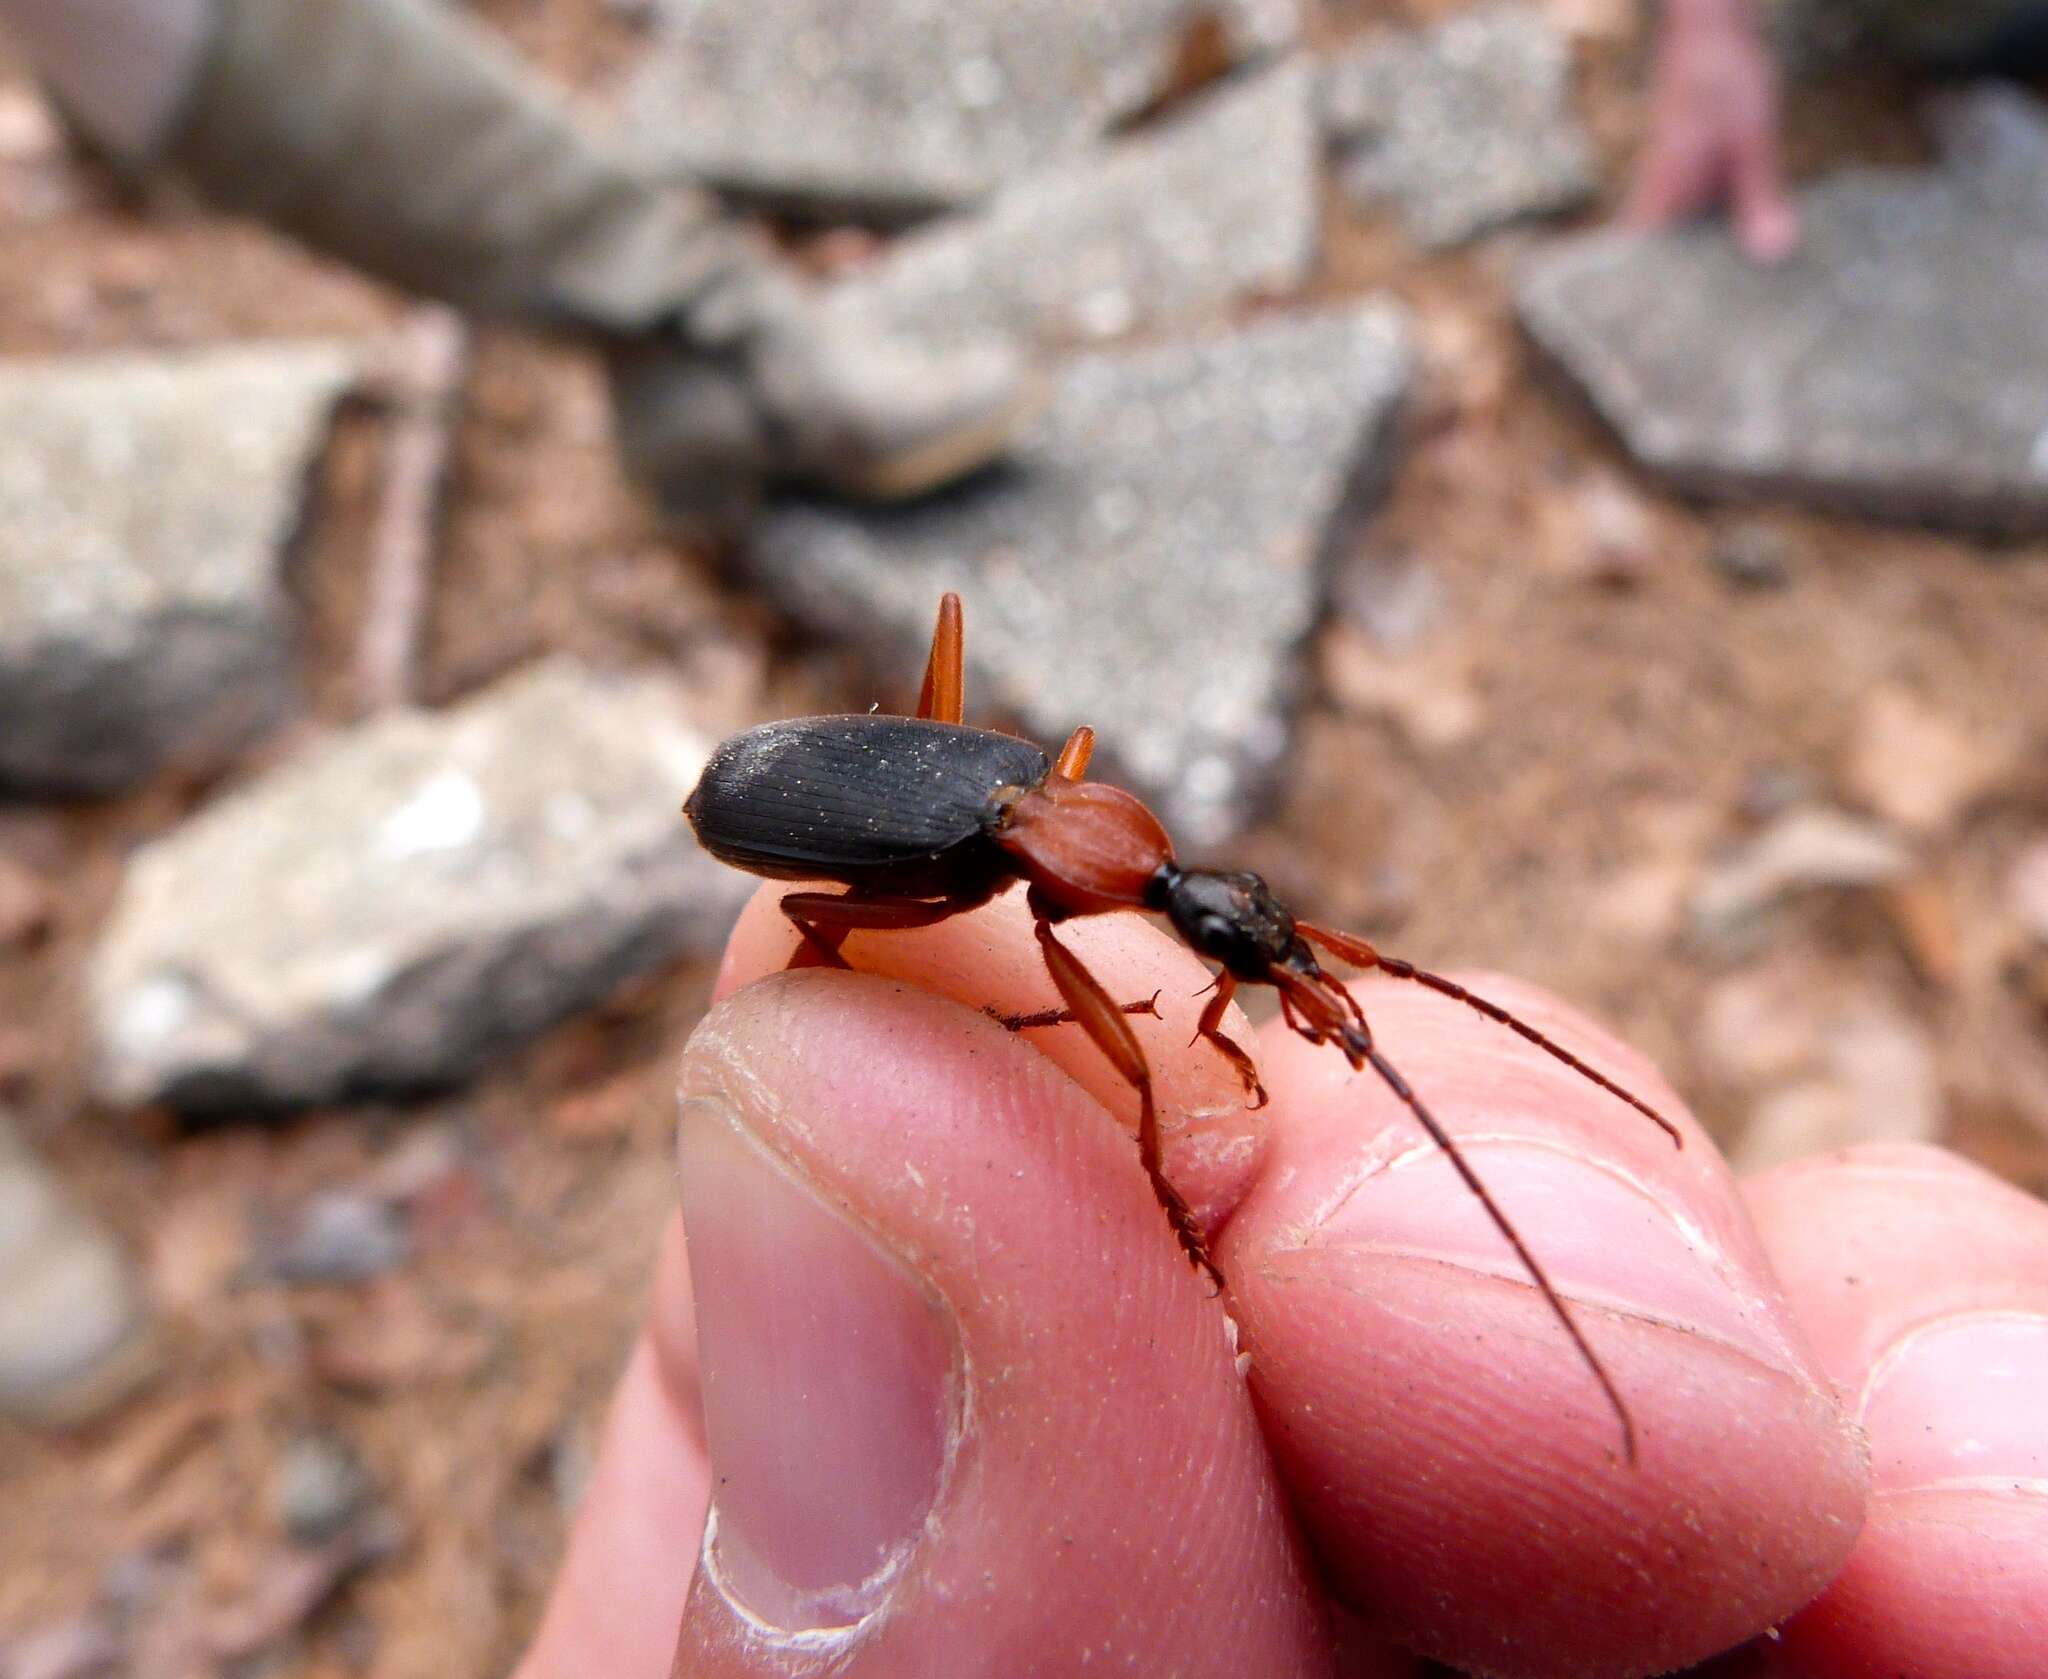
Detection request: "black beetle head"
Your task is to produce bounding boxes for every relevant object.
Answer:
[1157,867,1305,981]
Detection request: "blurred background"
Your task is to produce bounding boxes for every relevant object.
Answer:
[2,0,2046,1672]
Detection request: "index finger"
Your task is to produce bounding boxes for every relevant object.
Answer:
[1217,975,1870,1679]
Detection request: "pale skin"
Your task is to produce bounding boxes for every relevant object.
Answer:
[517,885,2048,1679]
[1623,0,1801,260]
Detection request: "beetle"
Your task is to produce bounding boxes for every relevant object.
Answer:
[685,593,1680,1462]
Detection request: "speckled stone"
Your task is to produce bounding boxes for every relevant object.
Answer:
[1324,3,1595,250]
[824,57,1319,350]
[1518,87,2048,532]
[620,0,1304,218]
[0,343,358,796]
[746,303,1415,843]
[87,660,750,1111]
[0,1114,155,1426]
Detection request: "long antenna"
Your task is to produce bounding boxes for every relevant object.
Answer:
[1270,960,1640,1463]
[1297,922,1683,1151]
[1358,1037,1638,1466]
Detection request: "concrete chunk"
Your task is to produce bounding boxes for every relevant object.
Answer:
[620,0,1304,218]
[88,660,750,1110]
[1325,4,1596,249]
[0,343,358,794]
[1518,88,2048,531]
[746,303,1415,843]
[826,58,1320,349]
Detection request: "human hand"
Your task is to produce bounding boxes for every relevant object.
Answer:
[516,884,2048,1678]
[1623,0,1798,262]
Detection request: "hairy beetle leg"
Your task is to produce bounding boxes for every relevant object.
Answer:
[1191,971,1267,1109]
[1031,914,1223,1292]
[989,991,1162,1031]
[779,883,1000,972]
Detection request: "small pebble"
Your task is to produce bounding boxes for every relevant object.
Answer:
[267,1191,410,1286]
[1738,763,1816,822]
[0,1117,156,1426]
[1707,521,1798,588]
[275,1429,375,1545]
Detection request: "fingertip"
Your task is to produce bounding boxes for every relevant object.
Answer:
[1739,201,1799,263]
[1223,975,1865,1678]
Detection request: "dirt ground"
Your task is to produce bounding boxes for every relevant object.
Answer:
[3,2,2046,1674]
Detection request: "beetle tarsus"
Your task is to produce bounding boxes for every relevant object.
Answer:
[989,992,1163,1031]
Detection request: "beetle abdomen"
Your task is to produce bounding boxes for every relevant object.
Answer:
[685,716,1050,887]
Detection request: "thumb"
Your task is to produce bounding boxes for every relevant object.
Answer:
[669,971,1332,1677]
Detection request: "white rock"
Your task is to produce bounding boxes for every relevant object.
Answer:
[88,660,751,1109]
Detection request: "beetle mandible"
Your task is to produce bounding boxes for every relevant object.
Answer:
[684,593,1681,1463]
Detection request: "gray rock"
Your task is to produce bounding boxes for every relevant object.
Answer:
[825,58,1320,350]
[0,344,359,795]
[747,303,1415,842]
[0,1116,156,1426]
[1707,520,1799,588]
[267,1192,410,1286]
[1324,4,1596,249]
[620,0,1303,218]
[1519,87,2048,532]
[87,660,751,1110]
[275,1430,377,1543]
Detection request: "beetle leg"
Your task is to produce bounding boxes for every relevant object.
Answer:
[1294,921,1683,1150]
[1276,987,1305,1035]
[990,990,1161,1030]
[1191,971,1267,1109]
[1033,917,1222,1292]
[779,882,996,972]
[1054,725,1094,780]
[914,593,965,724]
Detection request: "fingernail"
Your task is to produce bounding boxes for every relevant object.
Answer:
[1862,1313,2048,1492]
[678,1094,958,1631]
[1317,1143,1805,1373]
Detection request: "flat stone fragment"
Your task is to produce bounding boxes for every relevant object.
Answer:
[0,343,359,795]
[746,303,1415,842]
[88,660,751,1110]
[825,58,1320,349]
[1324,3,1596,249]
[620,0,1303,218]
[1518,87,2048,531]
